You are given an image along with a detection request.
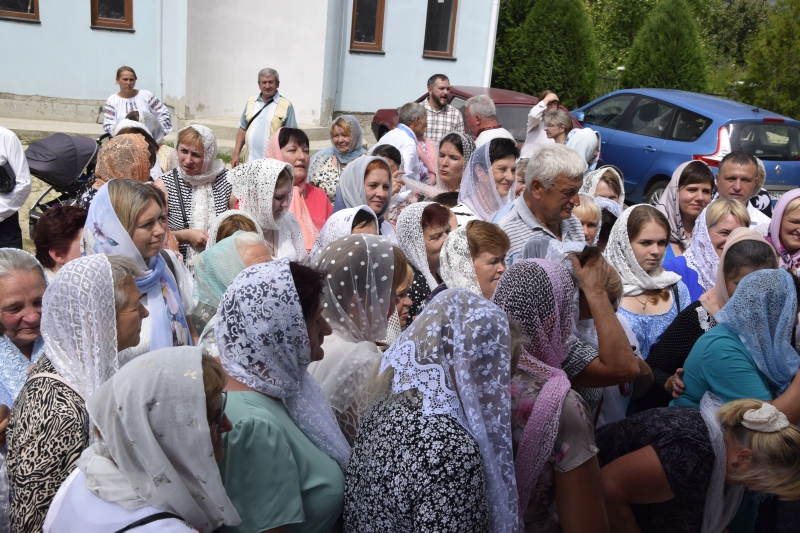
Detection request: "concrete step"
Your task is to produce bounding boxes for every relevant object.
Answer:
[182,117,330,143]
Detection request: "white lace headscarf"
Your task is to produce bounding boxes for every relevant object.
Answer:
[457,142,512,221]
[603,205,681,296]
[216,259,351,469]
[171,125,226,235]
[77,347,241,533]
[581,165,625,206]
[42,254,119,401]
[205,209,263,249]
[684,207,719,291]
[396,201,439,291]
[309,206,377,264]
[380,288,519,533]
[227,158,307,261]
[439,225,481,296]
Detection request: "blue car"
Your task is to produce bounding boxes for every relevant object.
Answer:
[574,89,800,204]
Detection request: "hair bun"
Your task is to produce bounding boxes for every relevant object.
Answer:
[742,403,790,433]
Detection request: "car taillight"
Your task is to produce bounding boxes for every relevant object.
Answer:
[693,126,730,167]
[763,117,785,123]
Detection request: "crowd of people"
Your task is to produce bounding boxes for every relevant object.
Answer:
[0,67,799,533]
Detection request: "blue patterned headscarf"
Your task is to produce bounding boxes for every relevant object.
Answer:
[716,268,800,394]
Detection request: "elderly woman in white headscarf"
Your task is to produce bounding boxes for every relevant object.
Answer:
[581,165,625,206]
[308,234,405,442]
[454,138,518,225]
[308,205,378,263]
[5,254,148,533]
[438,220,510,299]
[227,158,308,262]
[155,125,236,265]
[43,348,241,532]
[309,115,368,203]
[216,259,349,533]
[344,289,519,533]
[333,155,396,242]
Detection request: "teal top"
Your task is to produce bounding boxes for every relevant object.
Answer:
[218,391,344,533]
[671,324,774,408]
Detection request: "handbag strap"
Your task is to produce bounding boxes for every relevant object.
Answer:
[113,512,185,533]
[670,283,681,313]
[172,172,190,230]
[245,101,268,131]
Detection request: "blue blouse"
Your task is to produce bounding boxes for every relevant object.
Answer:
[0,335,44,407]
[617,281,691,361]
[662,256,704,303]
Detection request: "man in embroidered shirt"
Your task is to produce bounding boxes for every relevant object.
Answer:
[520,90,560,158]
[371,102,426,182]
[498,144,587,263]
[714,151,771,228]
[423,74,464,145]
[232,68,298,167]
[465,95,515,148]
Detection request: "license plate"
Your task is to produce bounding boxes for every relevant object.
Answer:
[769,190,787,201]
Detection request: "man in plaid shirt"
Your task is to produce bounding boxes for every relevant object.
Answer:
[423,74,465,145]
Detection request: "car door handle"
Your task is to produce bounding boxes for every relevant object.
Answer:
[601,141,607,145]
[643,146,657,153]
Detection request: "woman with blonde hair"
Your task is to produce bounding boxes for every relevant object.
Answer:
[663,198,750,302]
[765,188,800,274]
[309,115,367,203]
[598,396,800,533]
[573,194,602,245]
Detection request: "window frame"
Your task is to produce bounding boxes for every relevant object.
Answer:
[91,0,133,31]
[0,0,40,23]
[422,0,459,59]
[349,0,385,53]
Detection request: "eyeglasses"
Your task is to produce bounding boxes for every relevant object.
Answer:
[213,391,227,434]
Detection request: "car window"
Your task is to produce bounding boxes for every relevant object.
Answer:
[670,109,712,142]
[729,122,800,161]
[450,96,466,113]
[583,94,635,129]
[496,106,534,142]
[624,98,675,138]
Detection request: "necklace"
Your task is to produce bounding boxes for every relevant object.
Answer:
[633,295,649,311]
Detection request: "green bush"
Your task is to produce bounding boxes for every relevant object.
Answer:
[620,0,707,92]
[588,0,660,73]
[493,0,598,108]
[741,0,800,119]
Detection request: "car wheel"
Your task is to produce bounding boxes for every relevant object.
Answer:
[644,180,670,206]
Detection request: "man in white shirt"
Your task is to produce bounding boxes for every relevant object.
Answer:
[423,74,464,145]
[464,95,515,148]
[0,126,31,249]
[520,91,560,158]
[371,102,426,181]
[715,151,771,228]
[232,68,297,167]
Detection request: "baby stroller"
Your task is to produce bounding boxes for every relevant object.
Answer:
[26,132,109,236]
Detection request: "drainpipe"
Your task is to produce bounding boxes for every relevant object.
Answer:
[157,0,163,101]
[483,0,501,87]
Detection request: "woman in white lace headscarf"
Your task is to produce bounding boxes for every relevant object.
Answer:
[227,158,308,262]
[155,125,235,266]
[396,201,453,321]
[604,204,691,359]
[205,209,263,249]
[308,205,378,264]
[333,156,396,242]
[663,198,750,302]
[216,259,349,533]
[44,348,241,533]
[581,165,625,206]
[6,254,148,533]
[344,288,518,533]
[308,234,401,442]
[439,220,510,299]
[452,139,517,225]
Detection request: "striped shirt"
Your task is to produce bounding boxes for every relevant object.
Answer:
[423,99,465,145]
[498,196,585,264]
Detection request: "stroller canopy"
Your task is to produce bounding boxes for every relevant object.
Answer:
[25,133,98,192]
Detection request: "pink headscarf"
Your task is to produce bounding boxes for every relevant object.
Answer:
[766,188,800,272]
[492,259,574,517]
[699,227,776,316]
[267,128,319,250]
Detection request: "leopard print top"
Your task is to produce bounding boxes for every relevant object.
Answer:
[6,356,88,533]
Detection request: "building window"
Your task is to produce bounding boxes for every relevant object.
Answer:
[91,0,133,31]
[350,0,385,53]
[0,0,39,22]
[423,0,458,58]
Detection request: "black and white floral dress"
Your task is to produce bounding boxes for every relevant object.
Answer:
[343,392,489,532]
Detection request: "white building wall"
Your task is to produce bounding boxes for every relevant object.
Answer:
[336,0,495,113]
[184,0,333,124]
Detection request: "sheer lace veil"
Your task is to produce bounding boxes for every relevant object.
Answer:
[457,143,512,221]
[309,206,377,264]
[439,225,481,296]
[396,201,439,291]
[684,207,719,291]
[380,288,519,533]
[227,158,293,231]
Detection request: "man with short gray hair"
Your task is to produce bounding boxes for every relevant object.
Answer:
[371,102,426,181]
[498,143,587,262]
[464,95,515,148]
[232,68,297,167]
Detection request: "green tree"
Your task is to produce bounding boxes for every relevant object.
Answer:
[620,0,707,92]
[587,0,661,74]
[741,0,800,119]
[493,0,598,108]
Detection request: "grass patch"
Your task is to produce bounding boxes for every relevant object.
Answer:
[218,153,232,165]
